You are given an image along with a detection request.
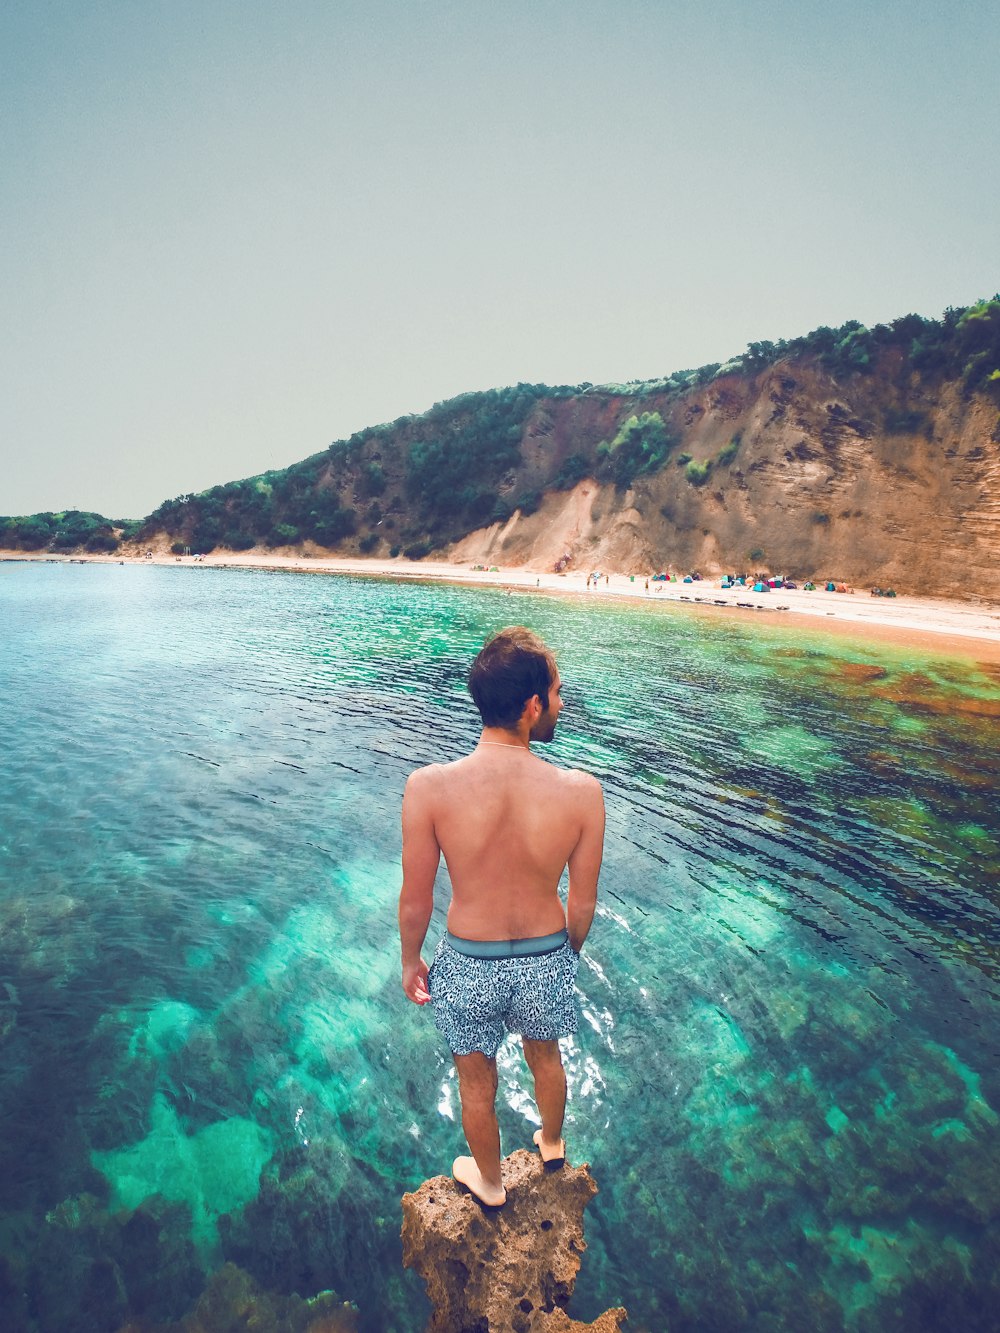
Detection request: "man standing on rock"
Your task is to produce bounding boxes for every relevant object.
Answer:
[399,626,605,1207]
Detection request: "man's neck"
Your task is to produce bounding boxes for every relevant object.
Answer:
[477,726,531,751]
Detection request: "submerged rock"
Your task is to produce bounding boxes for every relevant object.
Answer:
[114,1261,359,1332]
[401,1148,626,1332]
[27,1192,202,1332]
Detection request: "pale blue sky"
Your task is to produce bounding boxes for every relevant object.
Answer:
[3,0,997,518]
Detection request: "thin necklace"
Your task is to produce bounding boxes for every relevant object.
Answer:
[477,740,530,750]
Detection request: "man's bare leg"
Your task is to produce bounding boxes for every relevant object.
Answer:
[523,1038,567,1164]
[452,1052,506,1205]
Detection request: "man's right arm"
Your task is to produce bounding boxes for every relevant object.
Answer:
[398,768,441,1004]
[566,773,605,954]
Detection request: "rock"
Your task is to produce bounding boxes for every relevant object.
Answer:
[534,1312,628,1332]
[401,1149,627,1332]
[115,1261,359,1332]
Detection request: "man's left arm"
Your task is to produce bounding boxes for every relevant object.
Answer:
[398,769,441,1004]
[566,773,605,954]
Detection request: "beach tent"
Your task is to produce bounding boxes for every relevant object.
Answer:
[682,575,694,583]
[753,582,768,592]
[826,581,836,591]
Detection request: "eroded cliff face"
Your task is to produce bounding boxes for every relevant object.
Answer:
[448,364,1000,597]
[401,1149,626,1333]
[115,339,1000,600]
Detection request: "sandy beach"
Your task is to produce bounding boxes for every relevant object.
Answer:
[5,547,1000,661]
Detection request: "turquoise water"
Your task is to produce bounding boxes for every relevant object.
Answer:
[1,562,999,1332]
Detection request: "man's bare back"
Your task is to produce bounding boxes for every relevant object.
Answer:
[397,626,605,1207]
[405,749,603,944]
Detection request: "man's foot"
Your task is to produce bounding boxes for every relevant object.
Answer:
[533,1128,566,1170]
[452,1156,507,1208]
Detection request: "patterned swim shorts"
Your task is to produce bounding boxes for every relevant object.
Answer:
[427,935,580,1059]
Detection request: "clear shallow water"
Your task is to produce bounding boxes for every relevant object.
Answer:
[1,562,999,1332]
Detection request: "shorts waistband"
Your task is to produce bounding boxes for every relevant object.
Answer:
[445,928,569,959]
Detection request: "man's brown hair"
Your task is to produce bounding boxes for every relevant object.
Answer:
[468,626,554,729]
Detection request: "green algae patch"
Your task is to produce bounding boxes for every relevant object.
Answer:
[825,1105,850,1134]
[740,723,841,778]
[816,1219,973,1320]
[249,863,397,998]
[859,795,935,843]
[246,901,347,983]
[890,711,929,736]
[701,1004,752,1061]
[939,1044,1000,1125]
[294,996,385,1066]
[707,874,786,949]
[331,856,400,910]
[931,1118,973,1141]
[681,1001,758,1131]
[91,1095,273,1252]
[126,1000,201,1060]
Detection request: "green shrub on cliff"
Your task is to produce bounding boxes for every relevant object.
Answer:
[717,434,742,465]
[956,302,1000,393]
[554,453,590,489]
[267,523,300,547]
[359,461,386,497]
[85,532,120,552]
[597,412,676,488]
[698,297,1000,389]
[312,507,357,545]
[685,459,712,486]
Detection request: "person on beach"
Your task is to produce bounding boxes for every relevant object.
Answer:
[398,627,605,1207]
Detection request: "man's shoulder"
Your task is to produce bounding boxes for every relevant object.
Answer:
[561,766,603,796]
[405,758,466,791]
[536,758,602,795]
[405,762,446,788]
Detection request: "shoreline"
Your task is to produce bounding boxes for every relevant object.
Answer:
[5,547,1000,661]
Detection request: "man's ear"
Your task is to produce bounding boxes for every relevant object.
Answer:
[523,694,543,723]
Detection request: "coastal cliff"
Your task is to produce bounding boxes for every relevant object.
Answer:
[447,363,1000,598]
[5,300,999,599]
[401,1149,626,1332]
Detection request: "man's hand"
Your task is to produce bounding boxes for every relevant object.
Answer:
[403,958,431,1005]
